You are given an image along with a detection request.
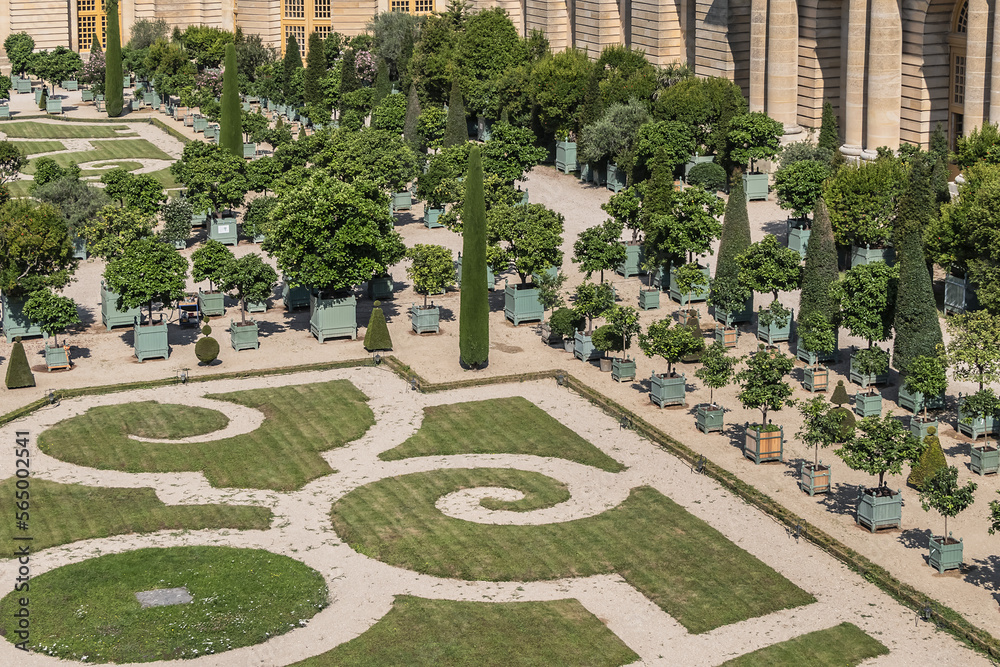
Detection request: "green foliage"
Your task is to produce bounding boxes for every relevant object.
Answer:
[602,185,643,242]
[695,341,736,404]
[195,336,220,364]
[602,305,641,354]
[638,317,703,376]
[632,120,696,178]
[5,340,34,389]
[725,112,783,171]
[282,34,303,106]
[22,289,79,345]
[530,48,593,136]
[777,141,833,171]
[158,197,193,244]
[103,238,188,320]
[535,269,567,314]
[645,183,724,264]
[773,160,831,219]
[457,7,524,114]
[853,347,890,390]
[590,323,617,356]
[444,78,468,147]
[481,121,547,183]
[219,253,277,324]
[372,58,390,111]
[687,162,727,192]
[919,466,977,537]
[486,203,564,283]
[654,76,748,159]
[836,412,920,487]
[100,168,164,217]
[578,100,650,178]
[202,324,212,336]
[403,83,422,148]
[830,406,857,441]
[0,141,27,188]
[372,92,408,134]
[32,157,78,190]
[735,348,795,425]
[170,141,248,215]
[735,235,801,301]
[572,219,625,283]
[795,397,842,464]
[823,158,906,246]
[191,239,235,290]
[78,204,153,261]
[831,380,850,406]
[711,175,752,316]
[817,101,840,151]
[37,87,47,111]
[304,31,326,108]
[178,25,234,69]
[946,310,1000,390]
[798,197,839,326]
[314,128,419,193]
[572,281,615,333]
[220,43,242,158]
[459,146,489,368]
[0,199,76,297]
[367,11,418,80]
[907,431,945,491]
[549,307,584,338]
[406,244,456,306]
[903,355,948,418]
[954,122,1000,169]
[364,303,393,352]
[104,0,123,117]
[4,32,34,76]
[32,175,109,234]
[836,262,898,346]
[240,195,276,240]
[797,310,836,357]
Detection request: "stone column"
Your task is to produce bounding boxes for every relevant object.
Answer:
[749,0,766,112]
[989,0,1000,123]
[766,0,801,134]
[965,0,989,130]
[864,0,901,155]
[840,0,867,157]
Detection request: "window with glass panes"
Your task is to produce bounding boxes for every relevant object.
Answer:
[391,0,411,11]
[77,0,107,51]
[414,0,434,13]
[282,0,334,56]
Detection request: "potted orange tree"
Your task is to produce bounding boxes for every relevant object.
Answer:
[901,354,948,441]
[22,288,80,370]
[592,305,640,380]
[406,244,455,335]
[638,318,702,408]
[694,341,736,433]
[795,397,841,495]
[736,345,794,464]
[920,466,977,573]
[219,252,276,351]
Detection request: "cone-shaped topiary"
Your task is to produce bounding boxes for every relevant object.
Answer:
[195,336,220,365]
[829,406,856,441]
[831,380,850,406]
[907,427,946,490]
[363,301,393,351]
[714,175,751,288]
[5,339,35,389]
[283,34,303,106]
[444,78,467,147]
[817,101,840,152]
[798,197,839,350]
[38,88,47,110]
[403,83,421,149]
[372,58,390,111]
[104,0,123,117]
[459,146,489,368]
[220,43,242,158]
[304,31,326,107]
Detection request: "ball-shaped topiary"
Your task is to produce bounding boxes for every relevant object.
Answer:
[687,161,727,193]
[907,429,946,490]
[202,324,212,336]
[829,406,856,441]
[195,336,220,365]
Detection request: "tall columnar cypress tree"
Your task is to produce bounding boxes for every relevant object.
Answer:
[459,146,489,368]
[817,101,840,151]
[220,43,242,158]
[403,82,421,149]
[372,59,390,110]
[798,197,839,323]
[892,153,943,375]
[282,35,303,105]
[713,175,751,287]
[303,31,326,108]
[104,0,123,117]
[444,78,467,147]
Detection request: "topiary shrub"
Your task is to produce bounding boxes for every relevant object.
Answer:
[590,324,616,356]
[195,336,220,365]
[829,406,856,442]
[5,339,35,389]
[687,161,727,192]
[364,301,392,351]
[201,324,212,336]
[549,307,584,340]
[681,311,705,362]
[38,88,47,111]
[907,427,946,490]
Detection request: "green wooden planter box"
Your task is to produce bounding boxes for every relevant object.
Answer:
[909,417,938,442]
[46,98,62,114]
[579,163,592,182]
[172,238,186,250]
[857,489,902,532]
[72,235,87,259]
[684,154,715,180]
[639,288,660,310]
[229,320,259,351]
[193,116,208,133]
[574,330,601,361]
[518,189,529,206]
[897,384,946,414]
[555,141,578,173]
[456,252,496,291]
[800,462,831,496]
[243,143,256,158]
[743,172,769,201]
[246,299,267,313]
[411,304,440,334]
[929,535,963,573]
[803,365,830,392]
[611,357,636,382]
[282,281,311,310]
[715,326,739,348]
[712,295,754,326]
[204,124,218,139]
[62,80,79,91]
[756,307,793,346]
[745,425,783,463]
[34,88,43,105]
[591,163,607,186]
[100,281,141,331]
[152,93,162,108]
[854,391,883,417]
[2,295,43,342]
[606,163,627,193]
[367,274,394,300]
[476,115,492,141]
[505,283,544,325]
[958,399,998,439]
[143,92,155,104]
[133,320,169,362]
[851,244,895,267]
[123,74,132,88]
[796,331,838,365]
[650,372,686,408]
[198,289,225,317]
[787,219,811,258]
[44,344,70,371]
[849,349,890,387]
[16,79,31,94]
[0,105,9,120]
[668,263,711,305]
[241,102,251,112]
[209,218,238,245]
[392,191,412,212]
[424,207,444,228]
[944,270,979,315]
[970,445,1000,475]
[616,242,645,278]
[696,403,725,433]
[309,292,357,342]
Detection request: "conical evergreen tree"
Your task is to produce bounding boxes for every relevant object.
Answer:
[304,31,326,108]
[372,59,390,111]
[798,198,839,323]
[104,0,123,117]
[364,301,393,351]
[220,43,242,158]
[443,78,467,147]
[715,176,751,286]
[339,49,359,110]
[403,83,421,149]
[459,146,489,367]
[907,428,946,490]
[5,339,35,389]
[282,35,303,105]
[892,153,943,376]
[817,101,840,151]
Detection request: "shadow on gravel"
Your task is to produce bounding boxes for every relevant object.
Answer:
[898,527,932,550]
[818,482,859,517]
[965,555,1000,603]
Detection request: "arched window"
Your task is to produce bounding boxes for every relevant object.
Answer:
[955,0,969,33]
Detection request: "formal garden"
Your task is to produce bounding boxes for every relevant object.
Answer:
[1,1,1000,664]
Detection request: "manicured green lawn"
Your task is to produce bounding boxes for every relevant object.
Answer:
[0,478,271,554]
[380,397,625,472]
[22,139,171,174]
[10,140,65,155]
[331,469,815,633]
[6,179,29,197]
[146,165,181,189]
[0,121,134,138]
[39,381,375,491]
[718,623,888,666]
[0,546,328,662]
[292,596,638,667]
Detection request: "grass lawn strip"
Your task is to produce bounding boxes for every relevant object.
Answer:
[331,468,815,634]
[0,546,328,662]
[291,595,638,667]
[147,165,181,189]
[21,139,171,174]
[0,121,134,138]
[10,140,66,155]
[718,622,889,666]
[379,397,626,472]
[38,381,375,491]
[0,478,272,555]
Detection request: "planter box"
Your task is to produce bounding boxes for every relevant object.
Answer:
[81,89,94,102]
[34,88,43,105]
[611,357,636,383]
[243,143,256,159]
[209,218,237,245]
[555,141,578,173]
[193,116,208,133]
[851,244,895,268]
[133,320,169,362]
[786,219,811,258]
[857,489,902,532]
[44,345,71,371]
[849,349,889,387]
[46,98,62,114]
[574,330,602,361]
[455,252,496,291]
[476,115,492,141]
[800,463,831,496]
[309,292,357,342]
[143,92,155,104]
[100,281,141,331]
[714,326,738,348]
[367,274,394,300]
[16,79,31,94]
[411,304,440,334]
[668,263,711,305]
[650,372,686,408]
[123,74,132,88]
[712,295,754,326]
[282,281,311,310]
[173,106,186,120]
[854,391,883,418]
[756,307,793,346]
[639,288,660,310]
[591,163,607,186]
[606,163,627,193]
[505,283,544,325]
[944,270,979,315]
[184,113,195,127]
[72,235,87,260]
[696,404,725,433]
[684,154,715,181]
[230,320,259,351]
[910,417,938,442]
[392,191,412,212]
[616,242,645,278]
[579,163,592,183]
[745,426,784,464]
[424,206,444,228]
[796,331,838,365]
[958,399,998,439]
[198,289,225,317]
[246,299,267,313]
[803,365,829,392]
[743,172,769,201]
[519,189,529,206]
[0,105,9,120]
[204,124,218,139]
[190,211,208,228]
[971,445,1000,475]
[62,80,79,91]
[929,535,964,573]
[897,384,946,414]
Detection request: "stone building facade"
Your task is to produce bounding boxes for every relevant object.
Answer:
[0,0,991,151]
